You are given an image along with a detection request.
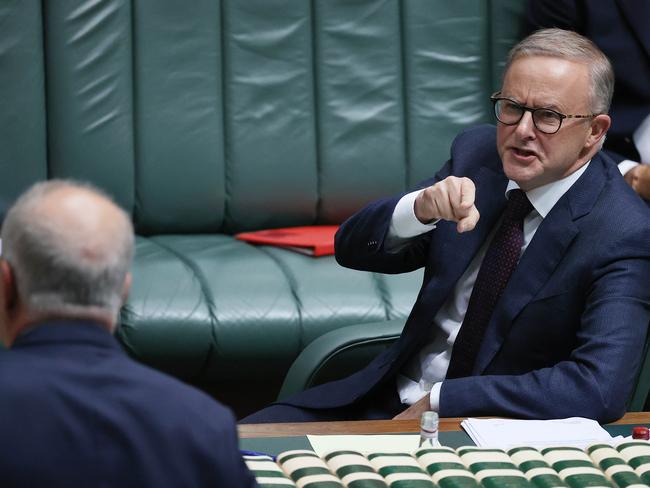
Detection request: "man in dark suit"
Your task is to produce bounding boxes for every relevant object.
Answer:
[0,181,257,487]
[527,0,650,200]
[243,28,650,425]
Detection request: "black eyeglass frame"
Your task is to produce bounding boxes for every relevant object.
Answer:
[490,91,598,134]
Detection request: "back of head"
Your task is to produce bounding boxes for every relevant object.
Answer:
[0,180,134,328]
[506,28,614,114]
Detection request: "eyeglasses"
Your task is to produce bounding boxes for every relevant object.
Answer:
[490,92,597,134]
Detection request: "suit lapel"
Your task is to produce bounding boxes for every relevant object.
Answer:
[473,154,610,374]
[616,0,650,62]
[473,201,579,374]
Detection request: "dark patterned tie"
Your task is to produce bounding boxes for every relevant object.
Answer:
[445,189,533,379]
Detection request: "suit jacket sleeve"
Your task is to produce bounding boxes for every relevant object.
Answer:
[335,158,459,275]
[440,224,650,423]
[334,191,432,275]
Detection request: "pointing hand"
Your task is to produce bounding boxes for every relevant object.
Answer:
[414,176,480,233]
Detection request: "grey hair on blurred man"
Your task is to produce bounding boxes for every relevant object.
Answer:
[0,180,134,344]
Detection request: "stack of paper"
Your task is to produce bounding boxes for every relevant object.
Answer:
[461,417,622,449]
[307,434,421,456]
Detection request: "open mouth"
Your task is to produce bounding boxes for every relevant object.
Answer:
[512,147,537,158]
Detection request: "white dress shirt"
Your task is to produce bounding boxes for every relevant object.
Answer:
[386,162,590,411]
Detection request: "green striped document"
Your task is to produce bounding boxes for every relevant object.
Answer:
[616,441,650,485]
[245,444,650,488]
[244,454,295,487]
[540,446,613,487]
[508,446,568,488]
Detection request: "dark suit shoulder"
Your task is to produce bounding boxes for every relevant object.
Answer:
[0,348,251,487]
[118,354,236,420]
[581,153,650,251]
[597,151,648,211]
[0,346,235,430]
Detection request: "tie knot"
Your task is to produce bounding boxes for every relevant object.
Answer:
[506,189,533,221]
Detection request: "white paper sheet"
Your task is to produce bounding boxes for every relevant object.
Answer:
[461,417,621,449]
[307,434,422,456]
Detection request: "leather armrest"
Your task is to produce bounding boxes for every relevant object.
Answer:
[277,319,406,401]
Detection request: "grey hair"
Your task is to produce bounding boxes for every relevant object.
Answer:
[0,180,134,322]
[505,28,614,114]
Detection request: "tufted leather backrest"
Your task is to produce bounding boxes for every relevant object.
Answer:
[0,0,525,234]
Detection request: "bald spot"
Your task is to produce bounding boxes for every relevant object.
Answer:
[29,186,129,267]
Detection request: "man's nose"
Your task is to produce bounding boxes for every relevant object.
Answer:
[515,110,536,138]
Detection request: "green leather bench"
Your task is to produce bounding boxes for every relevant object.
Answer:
[0,0,525,416]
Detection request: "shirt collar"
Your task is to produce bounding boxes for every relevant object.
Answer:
[12,319,121,351]
[505,161,590,218]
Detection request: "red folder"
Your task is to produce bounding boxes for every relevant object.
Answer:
[235,225,338,257]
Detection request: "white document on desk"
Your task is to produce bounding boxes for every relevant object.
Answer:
[307,434,421,456]
[461,417,620,449]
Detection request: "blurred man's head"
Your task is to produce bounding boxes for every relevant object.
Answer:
[494,28,613,190]
[0,180,134,345]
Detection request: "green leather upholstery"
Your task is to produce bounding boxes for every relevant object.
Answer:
[0,0,527,415]
[0,1,47,209]
[277,319,406,401]
[121,237,422,382]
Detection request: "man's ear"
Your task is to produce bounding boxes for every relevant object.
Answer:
[587,114,611,149]
[0,259,17,311]
[120,272,132,305]
[0,259,21,347]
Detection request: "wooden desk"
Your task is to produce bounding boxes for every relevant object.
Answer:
[239,411,650,438]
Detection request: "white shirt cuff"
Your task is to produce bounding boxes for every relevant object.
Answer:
[390,190,438,237]
[429,382,442,412]
[618,160,639,176]
[385,190,437,252]
[396,374,422,405]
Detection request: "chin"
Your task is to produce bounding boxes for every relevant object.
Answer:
[503,159,525,180]
[503,159,539,186]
